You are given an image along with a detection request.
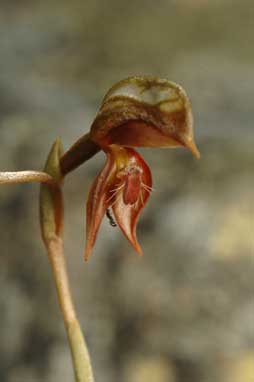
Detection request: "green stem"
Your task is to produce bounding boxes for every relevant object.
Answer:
[46,235,94,382]
[40,139,95,381]
[1,141,95,381]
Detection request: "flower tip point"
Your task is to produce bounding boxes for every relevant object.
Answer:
[193,149,201,160]
[184,139,200,159]
[134,242,143,257]
[84,247,91,262]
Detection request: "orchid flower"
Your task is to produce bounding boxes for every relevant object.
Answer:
[60,77,200,260]
[85,144,152,259]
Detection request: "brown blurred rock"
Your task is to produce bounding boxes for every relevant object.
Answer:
[220,352,254,382]
[123,357,176,382]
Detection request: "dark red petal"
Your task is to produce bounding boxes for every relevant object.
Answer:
[84,152,116,260]
[112,149,152,256]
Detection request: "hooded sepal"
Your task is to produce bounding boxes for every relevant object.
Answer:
[90,76,200,159]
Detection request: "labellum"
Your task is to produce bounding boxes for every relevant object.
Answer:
[85,145,152,260]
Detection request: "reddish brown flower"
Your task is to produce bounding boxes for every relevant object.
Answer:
[85,145,152,260]
[66,76,201,260]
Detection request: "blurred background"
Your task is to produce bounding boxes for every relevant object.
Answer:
[0,1,254,381]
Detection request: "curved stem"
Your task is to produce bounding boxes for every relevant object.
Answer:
[1,137,95,381]
[39,140,95,381]
[60,133,100,176]
[46,235,94,382]
[0,171,56,185]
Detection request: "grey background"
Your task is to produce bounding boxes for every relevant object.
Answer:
[0,1,253,381]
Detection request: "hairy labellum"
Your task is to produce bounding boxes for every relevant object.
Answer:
[84,145,152,260]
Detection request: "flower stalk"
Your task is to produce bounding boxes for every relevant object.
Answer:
[60,133,100,176]
[45,235,94,382]
[0,140,95,381]
[40,139,94,382]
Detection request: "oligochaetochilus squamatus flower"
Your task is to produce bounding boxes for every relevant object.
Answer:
[60,76,200,260]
